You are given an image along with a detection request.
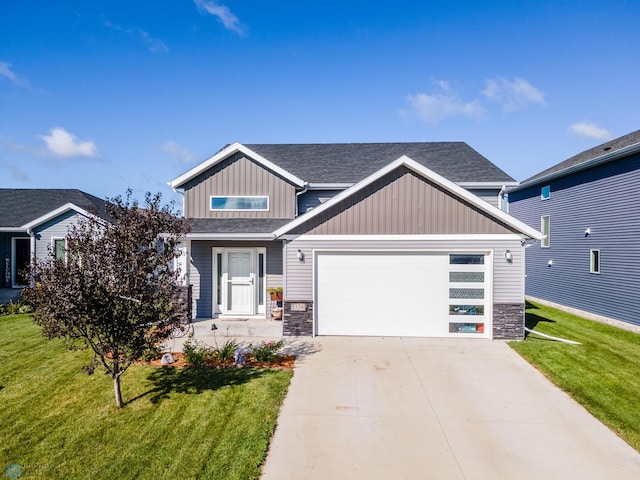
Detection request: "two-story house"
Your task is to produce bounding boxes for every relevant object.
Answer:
[169,142,540,339]
[508,129,640,328]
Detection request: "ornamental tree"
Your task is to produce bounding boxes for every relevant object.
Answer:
[23,191,190,408]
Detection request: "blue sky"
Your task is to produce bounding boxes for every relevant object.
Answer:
[1,1,639,207]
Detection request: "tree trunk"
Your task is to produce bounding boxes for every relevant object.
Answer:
[113,375,124,408]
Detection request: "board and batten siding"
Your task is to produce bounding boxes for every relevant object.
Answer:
[284,238,524,304]
[188,240,283,318]
[290,167,516,236]
[32,210,83,259]
[509,152,640,326]
[182,152,296,219]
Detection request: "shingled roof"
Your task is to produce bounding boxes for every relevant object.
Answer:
[243,142,515,184]
[0,189,107,228]
[520,129,640,186]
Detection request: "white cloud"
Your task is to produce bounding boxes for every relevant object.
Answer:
[403,82,484,124]
[194,0,245,35]
[104,21,168,53]
[482,77,546,112]
[0,61,31,89]
[40,127,98,158]
[161,140,197,163]
[569,122,612,140]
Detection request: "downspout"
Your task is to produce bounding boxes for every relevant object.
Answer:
[27,227,36,287]
[294,183,309,217]
[498,184,507,212]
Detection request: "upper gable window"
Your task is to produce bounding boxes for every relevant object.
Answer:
[210,196,269,211]
[541,185,551,200]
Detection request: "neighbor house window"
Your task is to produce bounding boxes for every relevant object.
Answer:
[541,185,551,200]
[210,196,269,211]
[590,249,600,274]
[53,238,66,261]
[541,215,550,248]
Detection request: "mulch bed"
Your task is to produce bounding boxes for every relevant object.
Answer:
[139,352,296,370]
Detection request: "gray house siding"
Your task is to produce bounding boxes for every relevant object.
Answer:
[182,153,297,219]
[509,152,640,326]
[32,210,80,259]
[290,167,516,236]
[189,240,283,318]
[284,238,524,303]
[466,188,501,208]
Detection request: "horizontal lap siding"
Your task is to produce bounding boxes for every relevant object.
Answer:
[183,153,296,219]
[509,154,640,326]
[33,211,82,259]
[284,238,524,303]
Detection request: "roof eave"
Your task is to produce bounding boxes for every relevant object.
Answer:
[186,232,276,241]
[169,142,306,189]
[511,141,640,192]
[274,155,541,240]
[21,203,97,231]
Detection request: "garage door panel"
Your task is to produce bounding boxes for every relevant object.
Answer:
[316,251,488,338]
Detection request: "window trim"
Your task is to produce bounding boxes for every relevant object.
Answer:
[210,195,269,212]
[541,215,550,248]
[590,249,600,274]
[51,237,67,262]
[541,185,551,200]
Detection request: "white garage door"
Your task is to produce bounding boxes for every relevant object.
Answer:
[315,251,489,338]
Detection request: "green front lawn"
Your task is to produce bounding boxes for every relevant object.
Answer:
[510,301,640,451]
[0,314,292,479]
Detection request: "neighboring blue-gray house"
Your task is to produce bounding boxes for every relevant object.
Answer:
[508,129,640,327]
[170,142,540,339]
[0,189,106,302]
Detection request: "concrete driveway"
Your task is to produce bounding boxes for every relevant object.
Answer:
[262,337,640,480]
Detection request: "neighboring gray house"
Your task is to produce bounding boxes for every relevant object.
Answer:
[169,142,540,339]
[508,129,640,327]
[0,189,106,302]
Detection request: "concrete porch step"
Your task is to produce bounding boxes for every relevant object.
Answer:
[191,318,284,338]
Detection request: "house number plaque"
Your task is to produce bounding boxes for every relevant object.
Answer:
[290,303,306,312]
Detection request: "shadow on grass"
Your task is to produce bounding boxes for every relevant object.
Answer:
[130,367,270,405]
[524,312,557,339]
[525,300,539,311]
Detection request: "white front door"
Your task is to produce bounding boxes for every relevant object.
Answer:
[227,250,254,314]
[213,248,266,316]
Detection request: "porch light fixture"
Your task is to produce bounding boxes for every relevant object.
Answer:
[584,228,591,235]
[547,260,554,267]
[504,250,513,262]
[297,249,305,262]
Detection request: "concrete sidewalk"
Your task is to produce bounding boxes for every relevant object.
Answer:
[261,337,640,480]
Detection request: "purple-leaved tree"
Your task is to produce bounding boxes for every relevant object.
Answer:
[23,191,190,408]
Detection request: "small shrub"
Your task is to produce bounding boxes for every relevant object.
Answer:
[251,340,284,363]
[17,303,33,314]
[215,338,239,363]
[141,345,162,363]
[1,300,32,316]
[183,334,213,367]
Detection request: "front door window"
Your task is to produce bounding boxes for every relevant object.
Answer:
[227,251,254,314]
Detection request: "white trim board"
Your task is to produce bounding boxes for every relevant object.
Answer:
[169,142,306,189]
[274,156,541,240]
